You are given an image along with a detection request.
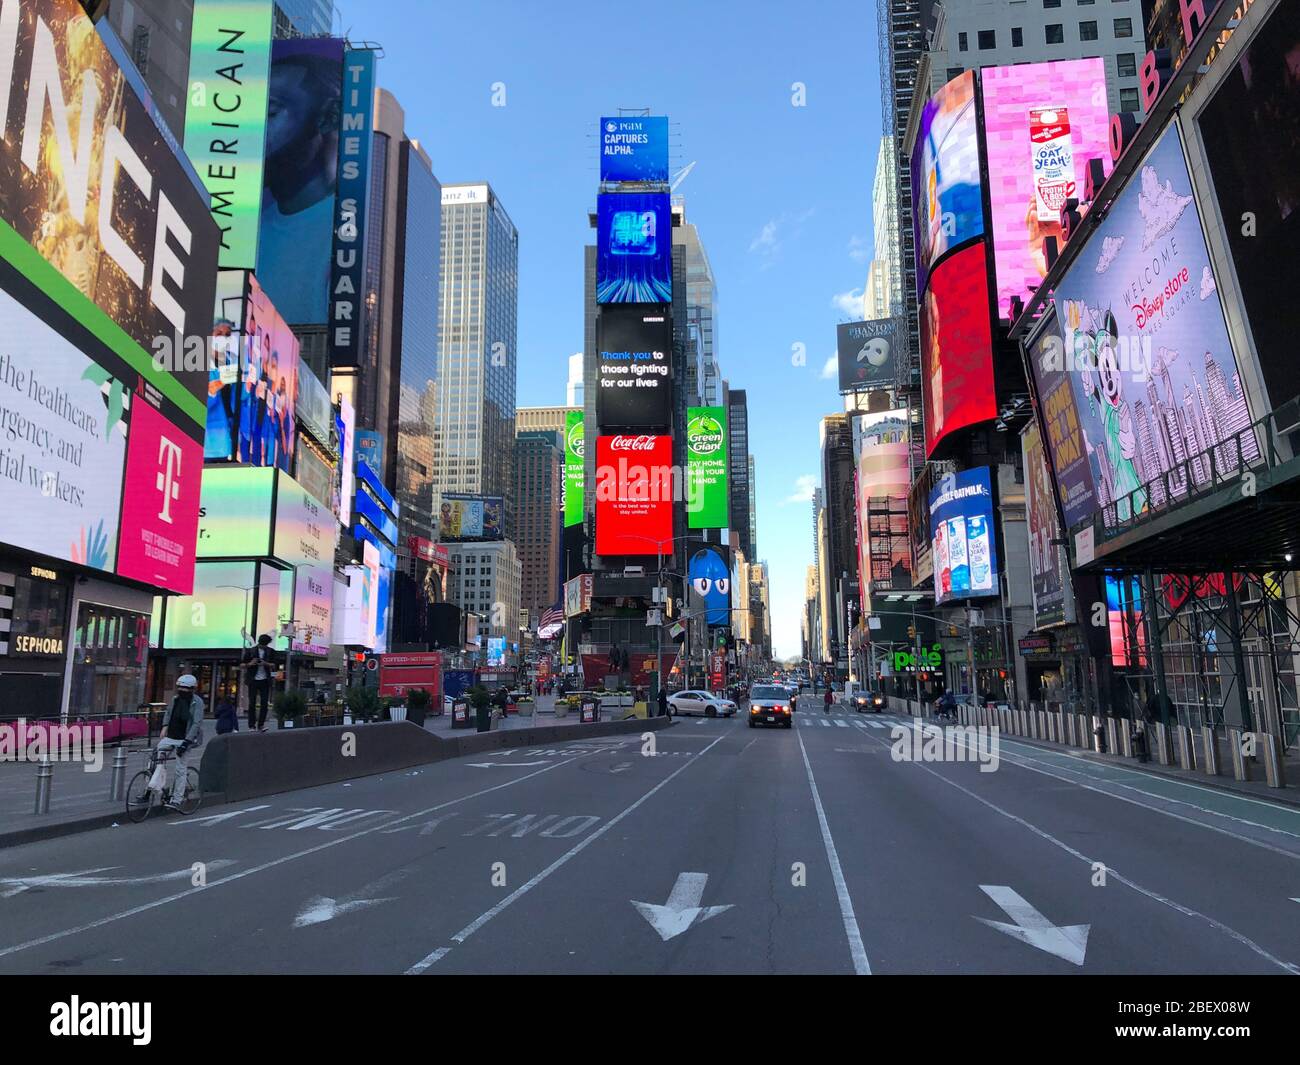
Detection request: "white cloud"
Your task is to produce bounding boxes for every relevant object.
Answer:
[831,286,866,318]
[749,219,779,255]
[820,354,838,379]
[848,234,871,264]
[782,474,818,506]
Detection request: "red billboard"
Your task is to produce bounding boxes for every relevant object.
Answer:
[594,435,673,555]
[116,399,205,594]
[377,652,442,699]
[920,242,996,456]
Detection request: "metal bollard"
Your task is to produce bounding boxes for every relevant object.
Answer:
[1153,722,1171,765]
[1120,719,1132,758]
[1228,729,1251,782]
[1176,725,1195,770]
[1202,725,1222,776]
[34,756,52,814]
[109,747,128,801]
[1260,733,1286,788]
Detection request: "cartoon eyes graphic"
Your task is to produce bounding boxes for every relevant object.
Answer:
[693,578,730,596]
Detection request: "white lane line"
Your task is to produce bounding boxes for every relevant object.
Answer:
[796,728,871,975]
[820,719,830,728]
[406,732,729,973]
[859,730,1298,974]
[0,754,590,961]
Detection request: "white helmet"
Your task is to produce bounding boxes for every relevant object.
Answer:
[176,674,198,690]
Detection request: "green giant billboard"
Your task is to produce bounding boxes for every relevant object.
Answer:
[687,406,728,529]
[564,410,584,528]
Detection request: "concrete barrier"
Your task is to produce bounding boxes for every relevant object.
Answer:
[200,717,673,804]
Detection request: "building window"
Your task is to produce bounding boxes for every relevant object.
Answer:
[1114,17,1133,38]
[1080,20,1098,40]
[1011,26,1023,47]
[1043,0,1061,7]
[1045,23,1064,44]
[1117,52,1136,77]
[977,29,996,49]
[958,31,968,52]
[1119,87,1140,112]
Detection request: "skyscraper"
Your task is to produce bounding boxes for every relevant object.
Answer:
[514,430,564,623]
[863,137,903,324]
[435,183,520,538]
[674,203,722,405]
[274,0,335,38]
[566,353,584,407]
[726,387,752,559]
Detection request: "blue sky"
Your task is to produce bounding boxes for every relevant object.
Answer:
[335,0,885,658]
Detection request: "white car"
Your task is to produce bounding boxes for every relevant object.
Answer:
[667,690,737,718]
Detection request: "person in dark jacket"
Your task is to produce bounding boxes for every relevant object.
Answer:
[658,687,669,718]
[241,634,280,732]
[214,694,239,735]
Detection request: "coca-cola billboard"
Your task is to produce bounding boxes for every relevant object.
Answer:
[594,435,673,555]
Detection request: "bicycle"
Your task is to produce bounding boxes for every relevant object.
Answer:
[125,747,202,822]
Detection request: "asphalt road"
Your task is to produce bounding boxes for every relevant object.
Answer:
[0,697,1296,974]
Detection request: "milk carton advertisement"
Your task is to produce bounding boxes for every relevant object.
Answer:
[1030,106,1075,222]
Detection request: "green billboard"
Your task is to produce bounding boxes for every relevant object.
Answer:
[687,406,728,529]
[564,409,584,528]
[183,0,276,270]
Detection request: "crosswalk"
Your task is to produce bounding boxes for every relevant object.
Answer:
[683,711,917,730]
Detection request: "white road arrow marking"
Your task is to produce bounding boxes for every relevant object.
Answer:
[293,894,395,927]
[0,861,235,895]
[974,885,1090,967]
[466,761,547,769]
[173,805,271,827]
[632,872,734,942]
[610,762,633,773]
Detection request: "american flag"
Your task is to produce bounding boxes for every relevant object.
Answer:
[538,605,565,640]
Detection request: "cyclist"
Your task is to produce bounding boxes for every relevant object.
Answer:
[157,674,205,809]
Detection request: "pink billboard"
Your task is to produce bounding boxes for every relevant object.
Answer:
[116,400,204,595]
[981,59,1110,322]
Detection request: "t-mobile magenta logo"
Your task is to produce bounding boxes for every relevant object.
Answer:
[155,436,183,524]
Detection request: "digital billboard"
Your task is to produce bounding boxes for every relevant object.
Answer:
[162,560,259,650]
[205,270,248,460]
[929,468,999,606]
[1049,124,1257,532]
[854,408,912,615]
[273,471,338,655]
[687,543,731,627]
[257,38,344,324]
[920,242,996,456]
[1022,421,1068,628]
[294,436,334,510]
[296,363,333,448]
[439,494,504,541]
[599,116,669,183]
[328,47,377,367]
[686,407,728,529]
[596,307,673,428]
[0,0,222,420]
[183,0,276,270]
[596,193,673,304]
[981,59,1111,322]
[594,435,672,555]
[238,274,299,472]
[1196,0,1300,414]
[911,70,984,299]
[836,319,897,393]
[336,395,355,528]
[563,409,584,528]
[195,465,275,558]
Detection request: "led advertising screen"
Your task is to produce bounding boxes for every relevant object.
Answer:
[563,409,584,528]
[837,319,897,393]
[981,59,1111,322]
[273,471,339,655]
[1022,420,1068,628]
[294,436,334,509]
[599,116,669,182]
[296,363,333,448]
[438,494,504,541]
[687,542,731,627]
[929,468,999,606]
[911,70,984,300]
[854,408,912,615]
[686,406,728,529]
[594,435,673,555]
[205,270,248,460]
[1197,0,1300,414]
[257,38,344,324]
[1050,124,1257,533]
[328,47,377,367]
[920,242,996,456]
[596,306,673,428]
[183,0,276,270]
[162,560,259,649]
[336,395,355,527]
[239,274,299,471]
[1031,311,1097,530]
[195,465,275,558]
[0,0,222,421]
[596,193,673,304]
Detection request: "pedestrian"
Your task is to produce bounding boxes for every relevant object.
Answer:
[658,687,669,718]
[155,675,204,809]
[824,688,833,714]
[241,634,279,732]
[214,692,239,735]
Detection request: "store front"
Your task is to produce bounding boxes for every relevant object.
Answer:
[0,559,73,719]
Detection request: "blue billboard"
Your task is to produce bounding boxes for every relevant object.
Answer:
[596,192,673,304]
[599,116,669,182]
[929,468,999,606]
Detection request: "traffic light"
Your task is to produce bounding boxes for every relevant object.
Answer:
[949,625,959,638]
[907,624,917,639]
